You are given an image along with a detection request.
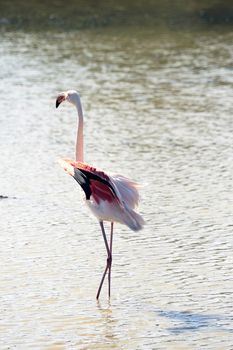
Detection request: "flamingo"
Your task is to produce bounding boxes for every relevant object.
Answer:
[56,90,144,299]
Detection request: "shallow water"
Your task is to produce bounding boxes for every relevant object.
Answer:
[0,27,233,349]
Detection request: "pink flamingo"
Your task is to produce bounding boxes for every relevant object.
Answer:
[56,90,144,299]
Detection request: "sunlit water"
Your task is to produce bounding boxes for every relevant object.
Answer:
[0,27,233,349]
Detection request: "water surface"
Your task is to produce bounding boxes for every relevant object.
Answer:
[0,26,233,349]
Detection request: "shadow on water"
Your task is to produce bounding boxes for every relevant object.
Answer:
[157,309,233,335]
[95,301,233,338]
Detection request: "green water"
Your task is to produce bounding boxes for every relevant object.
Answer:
[0,0,233,30]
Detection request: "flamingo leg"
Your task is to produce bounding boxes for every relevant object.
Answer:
[96,221,111,300]
[108,222,113,298]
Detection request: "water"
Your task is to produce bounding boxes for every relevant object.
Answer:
[0,26,233,349]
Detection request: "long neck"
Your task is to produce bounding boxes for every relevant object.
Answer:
[75,95,84,162]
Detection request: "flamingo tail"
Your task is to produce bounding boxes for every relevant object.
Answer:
[120,205,145,231]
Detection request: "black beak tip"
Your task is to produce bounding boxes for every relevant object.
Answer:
[56,100,60,108]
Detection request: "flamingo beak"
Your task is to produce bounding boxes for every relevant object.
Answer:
[56,93,66,108]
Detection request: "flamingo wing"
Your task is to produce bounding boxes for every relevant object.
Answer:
[110,175,140,209]
[75,167,118,204]
[59,159,121,205]
[59,158,144,231]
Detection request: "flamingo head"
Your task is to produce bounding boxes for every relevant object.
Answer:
[56,90,80,108]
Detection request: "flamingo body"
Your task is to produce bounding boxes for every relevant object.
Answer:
[59,158,144,231]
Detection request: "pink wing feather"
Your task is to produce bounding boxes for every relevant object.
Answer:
[59,158,144,231]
